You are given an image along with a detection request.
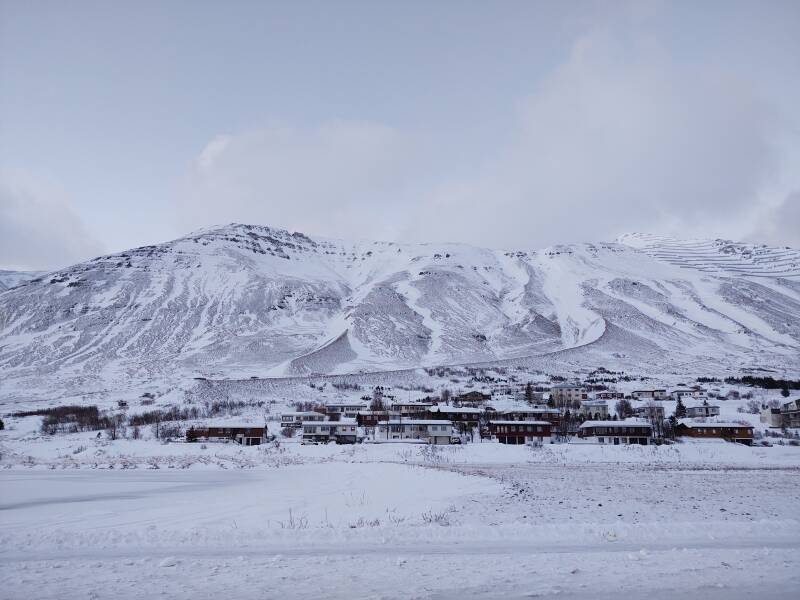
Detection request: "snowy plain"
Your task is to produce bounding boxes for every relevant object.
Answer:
[1,437,799,600]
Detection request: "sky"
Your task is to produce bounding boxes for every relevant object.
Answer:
[1,0,799,270]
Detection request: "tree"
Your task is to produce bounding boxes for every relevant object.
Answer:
[440,388,451,405]
[675,398,687,418]
[106,413,126,440]
[665,415,678,440]
[369,396,385,411]
[0,417,4,430]
[524,382,534,404]
[781,387,790,398]
[556,409,572,441]
[370,387,385,411]
[615,399,633,419]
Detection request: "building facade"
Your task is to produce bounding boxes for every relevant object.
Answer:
[676,422,753,445]
[302,421,359,444]
[187,424,265,446]
[578,419,653,445]
[686,404,720,418]
[488,420,550,445]
[781,399,800,428]
[580,400,609,420]
[375,420,453,444]
[631,389,668,400]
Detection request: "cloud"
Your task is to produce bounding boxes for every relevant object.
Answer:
[0,169,104,271]
[414,27,786,248]
[748,191,800,248]
[176,122,440,243]
[177,14,797,250]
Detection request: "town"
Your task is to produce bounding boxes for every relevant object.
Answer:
[183,379,800,449]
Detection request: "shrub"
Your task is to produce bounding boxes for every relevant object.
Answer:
[11,405,109,435]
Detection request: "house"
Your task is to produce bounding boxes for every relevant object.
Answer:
[324,402,367,419]
[302,420,359,444]
[375,420,453,444]
[519,390,547,403]
[671,387,707,400]
[578,419,653,445]
[686,402,720,418]
[390,401,434,416]
[550,383,587,404]
[280,411,326,428]
[781,399,800,428]
[453,391,492,406]
[426,405,483,428]
[634,404,665,420]
[594,391,624,400]
[356,410,395,426]
[488,421,550,445]
[187,422,265,446]
[675,421,753,445]
[496,407,561,424]
[759,406,783,428]
[631,389,668,400]
[579,399,609,420]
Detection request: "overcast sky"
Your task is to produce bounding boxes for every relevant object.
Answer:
[1,0,799,270]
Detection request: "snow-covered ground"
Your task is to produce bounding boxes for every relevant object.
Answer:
[1,438,799,599]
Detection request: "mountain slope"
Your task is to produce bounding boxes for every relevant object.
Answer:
[1,224,798,400]
[0,270,45,292]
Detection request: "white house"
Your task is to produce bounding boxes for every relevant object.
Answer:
[301,420,359,444]
[390,401,434,416]
[686,403,720,418]
[280,411,326,428]
[760,406,783,428]
[631,389,668,400]
[375,420,453,444]
[579,399,609,419]
[634,404,665,420]
[550,383,587,404]
[324,402,368,419]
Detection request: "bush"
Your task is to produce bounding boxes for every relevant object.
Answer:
[12,405,110,435]
[159,423,184,440]
[615,399,634,418]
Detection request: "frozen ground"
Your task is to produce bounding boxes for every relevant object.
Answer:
[1,442,799,599]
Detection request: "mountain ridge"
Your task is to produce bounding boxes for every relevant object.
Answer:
[1,223,798,401]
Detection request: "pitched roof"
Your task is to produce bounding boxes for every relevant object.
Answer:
[579,418,652,429]
[489,420,551,425]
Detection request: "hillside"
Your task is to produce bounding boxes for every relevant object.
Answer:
[0,224,798,401]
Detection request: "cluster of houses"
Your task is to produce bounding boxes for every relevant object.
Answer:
[761,398,800,429]
[277,399,561,446]
[178,383,789,448]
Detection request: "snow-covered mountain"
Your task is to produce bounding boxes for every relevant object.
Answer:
[1,224,798,400]
[0,270,45,292]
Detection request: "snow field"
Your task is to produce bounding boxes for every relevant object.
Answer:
[1,459,798,599]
